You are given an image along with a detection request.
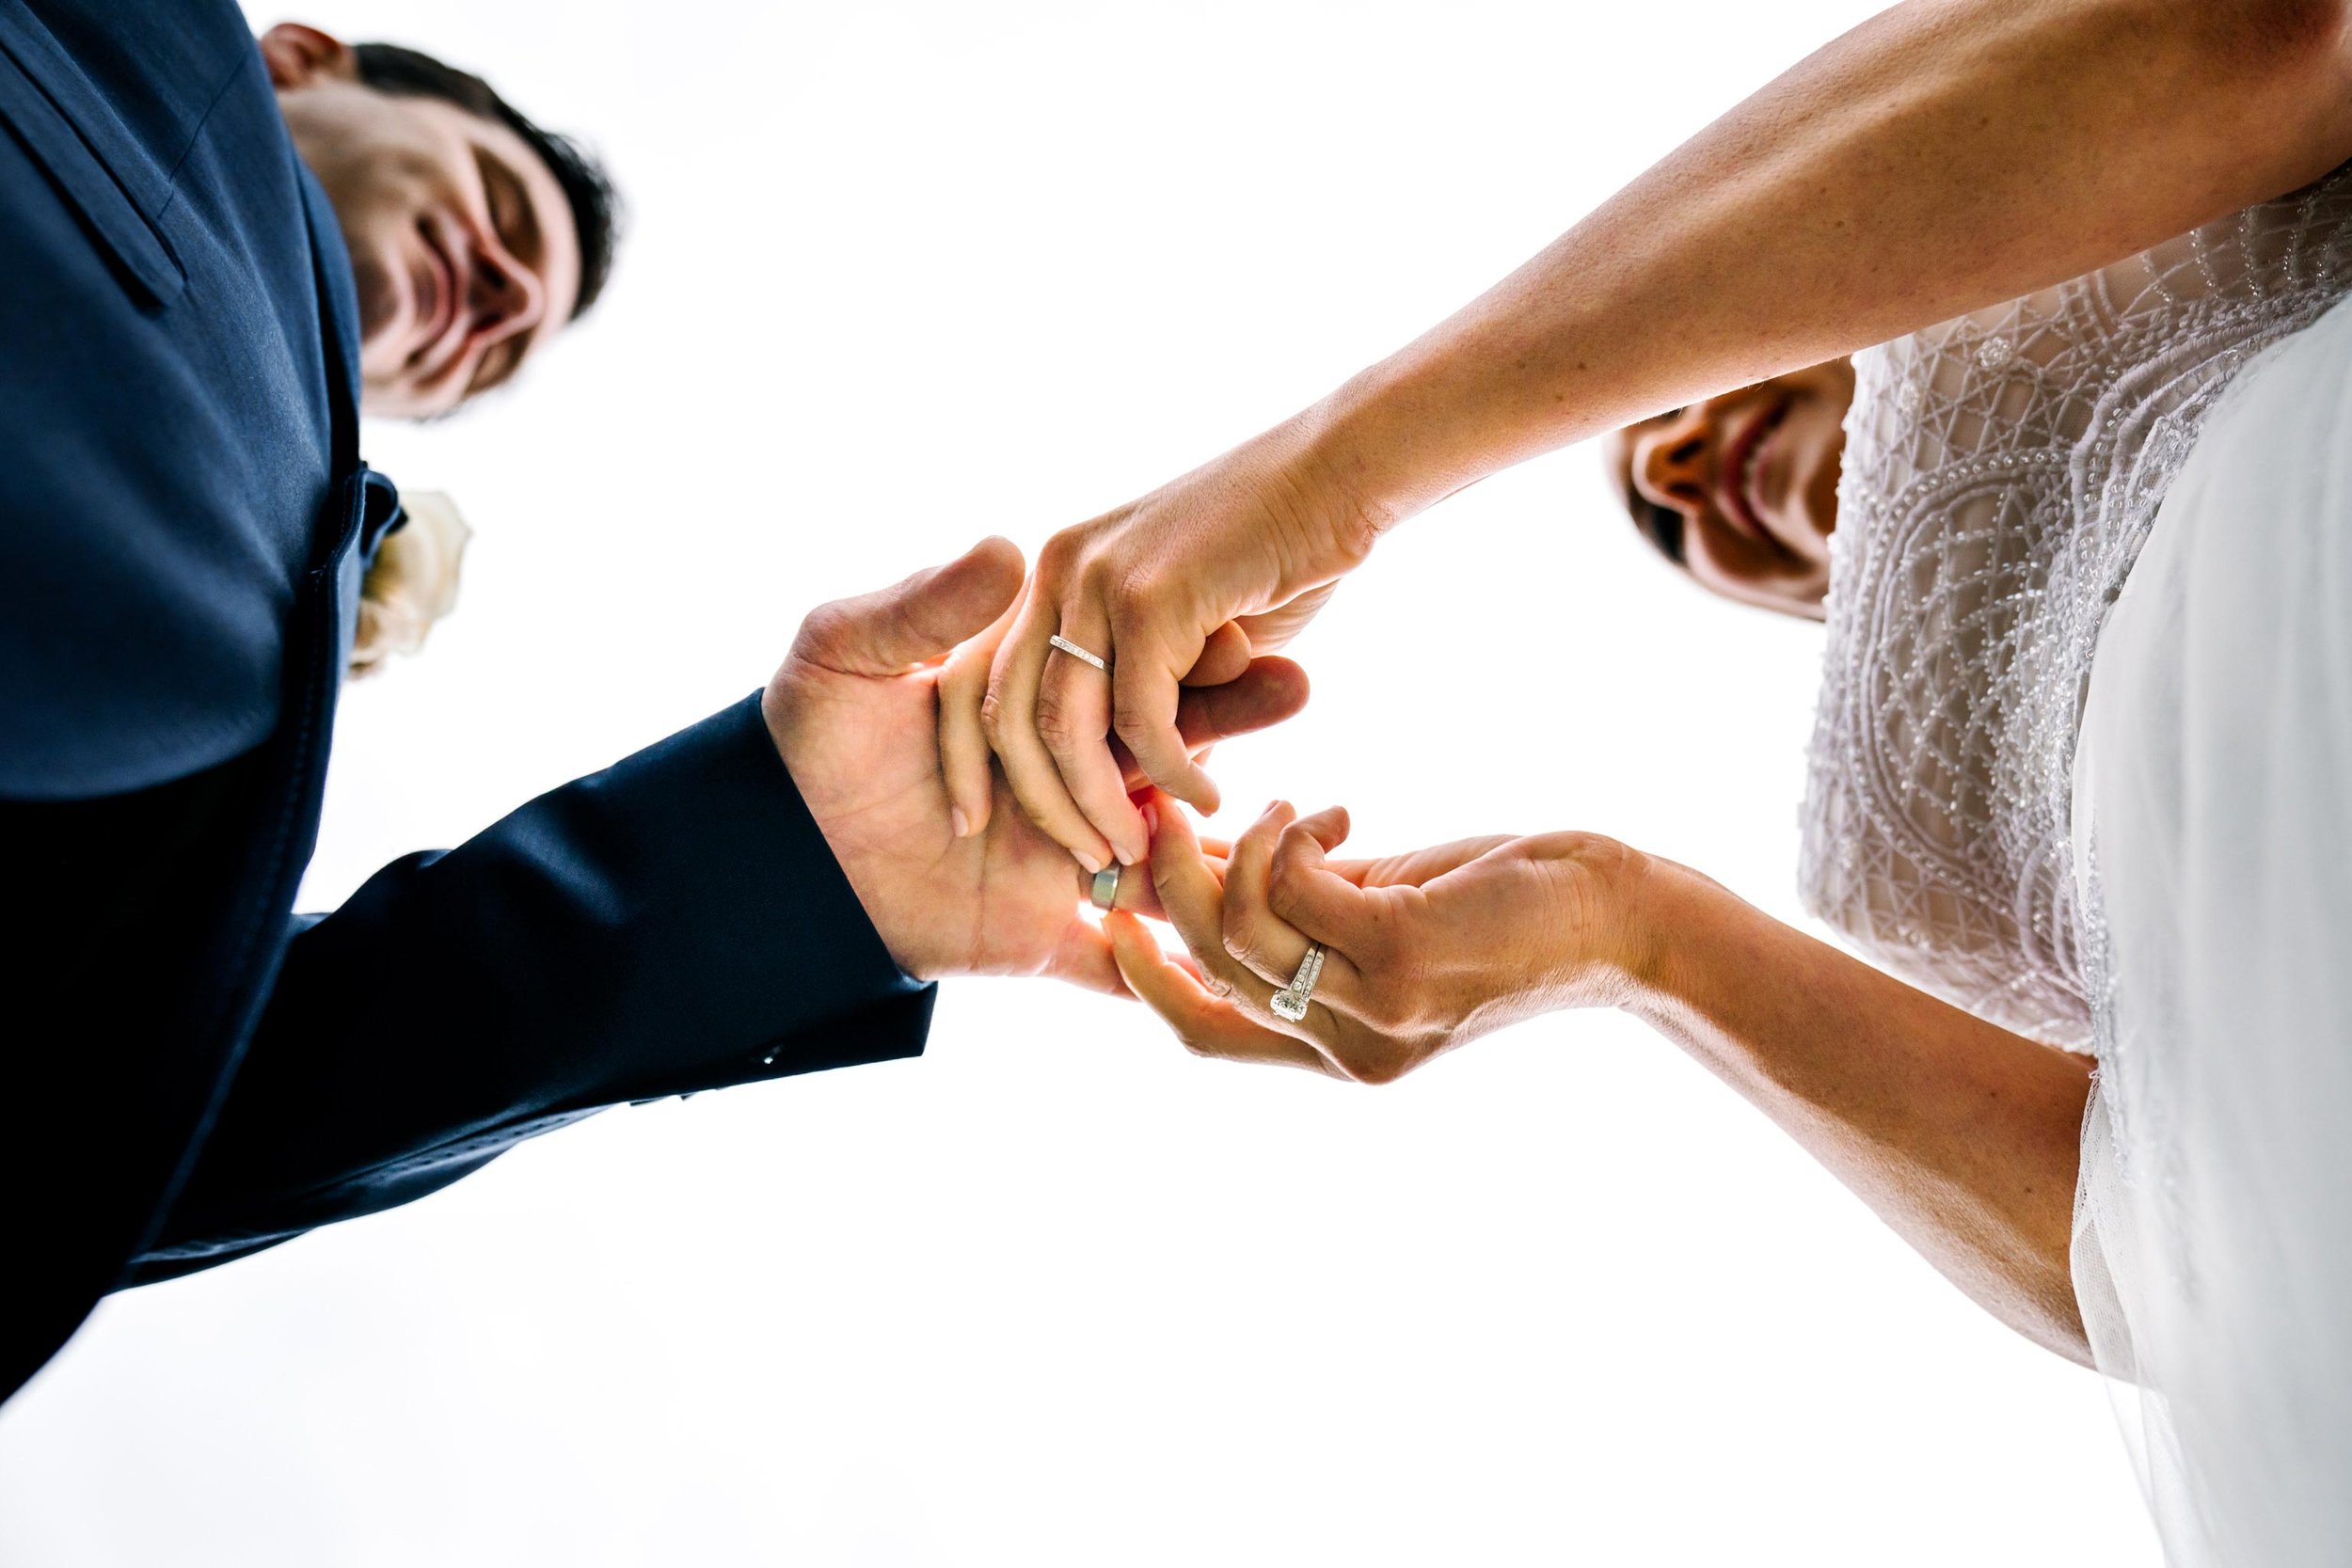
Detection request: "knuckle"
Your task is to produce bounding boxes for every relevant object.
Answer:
[1031,694,1086,754]
[1104,570,1152,628]
[1110,706,1161,752]
[794,605,845,658]
[1037,531,1084,582]
[1335,1049,1408,1087]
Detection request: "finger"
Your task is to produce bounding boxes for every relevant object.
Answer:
[936,582,1025,840]
[1266,807,1381,950]
[1118,860,1232,926]
[985,584,1115,872]
[1232,581,1339,655]
[1041,917,1126,997]
[1036,597,1150,867]
[1107,616,1220,814]
[1170,657,1309,755]
[1219,801,1370,1008]
[1110,657,1308,793]
[1142,789,1282,1013]
[1104,913,1334,1076]
[1072,829,1227,923]
[797,535,1025,677]
[1344,834,1518,890]
[1220,800,1306,987]
[1181,621,1253,688]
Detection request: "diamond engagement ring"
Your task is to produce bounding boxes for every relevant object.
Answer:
[1048,634,1108,672]
[1089,864,1121,911]
[1269,942,1325,1022]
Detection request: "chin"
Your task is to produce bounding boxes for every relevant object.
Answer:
[359,377,437,420]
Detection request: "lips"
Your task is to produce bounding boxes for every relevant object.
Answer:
[1716,397,1789,543]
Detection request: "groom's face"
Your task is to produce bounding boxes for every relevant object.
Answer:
[268,28,582,418]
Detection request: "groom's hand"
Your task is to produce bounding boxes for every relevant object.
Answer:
[761,537,1309,992]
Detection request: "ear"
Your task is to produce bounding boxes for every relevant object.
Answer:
[259,24,358,89]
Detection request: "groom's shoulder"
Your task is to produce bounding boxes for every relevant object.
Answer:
[0,1,278,230]
[0,0,358,800]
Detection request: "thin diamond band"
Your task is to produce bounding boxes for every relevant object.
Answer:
[1048,634,1108,672]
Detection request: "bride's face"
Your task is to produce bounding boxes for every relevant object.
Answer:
[1599,358,1855,619]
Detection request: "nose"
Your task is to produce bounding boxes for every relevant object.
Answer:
[1629,407,1714,517]
[467,239,545,351]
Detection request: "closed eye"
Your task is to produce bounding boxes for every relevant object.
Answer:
[474,149,537,260]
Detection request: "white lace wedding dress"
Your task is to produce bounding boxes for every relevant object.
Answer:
[1796,166,2352,1564]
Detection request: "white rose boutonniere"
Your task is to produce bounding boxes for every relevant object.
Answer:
[350,489,471,677]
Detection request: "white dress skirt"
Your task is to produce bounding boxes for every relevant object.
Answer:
[2072,293,2352,1567]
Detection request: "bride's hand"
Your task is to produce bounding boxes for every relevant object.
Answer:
[965,417,1379,874]
[1105,793,1650,1083]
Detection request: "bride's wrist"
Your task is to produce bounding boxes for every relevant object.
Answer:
[1294,353,1487,557]
[1253,391,1398,578]
[1309,337,1529,544]
[1600,849,1724,1011]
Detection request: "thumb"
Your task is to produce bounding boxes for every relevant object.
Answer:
[795,535,1027,676]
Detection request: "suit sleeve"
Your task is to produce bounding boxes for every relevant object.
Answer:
[131,692,934,1281]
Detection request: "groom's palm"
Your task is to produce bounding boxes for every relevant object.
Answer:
[771,641,1103,986]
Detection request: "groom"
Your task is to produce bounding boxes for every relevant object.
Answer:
[0,8,1303,1404]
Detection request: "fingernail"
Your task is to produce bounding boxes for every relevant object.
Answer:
[1116,844,1138,867]
[951,807,971,839]
[1142,800,1160,837]
[1075,847,1105,876]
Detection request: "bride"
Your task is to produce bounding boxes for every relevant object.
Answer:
[948,2,2352,1560]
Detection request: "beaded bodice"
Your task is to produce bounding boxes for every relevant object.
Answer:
[1798,167,2352,1046]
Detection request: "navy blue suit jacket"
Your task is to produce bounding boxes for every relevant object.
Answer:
[0,0,933,1403]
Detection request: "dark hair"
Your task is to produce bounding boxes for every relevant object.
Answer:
[352,42,619,320]
[1635,499,1687,566]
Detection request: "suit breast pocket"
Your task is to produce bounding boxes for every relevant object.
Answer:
[0,20,184,308]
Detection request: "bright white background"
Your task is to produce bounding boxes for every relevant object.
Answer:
[0,3,2156,1563]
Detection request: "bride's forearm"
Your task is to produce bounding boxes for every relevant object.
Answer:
[1313,0,2352,528]
[1609,855,2094,1364]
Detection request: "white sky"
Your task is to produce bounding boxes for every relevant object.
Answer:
[0,3,2156,1563]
